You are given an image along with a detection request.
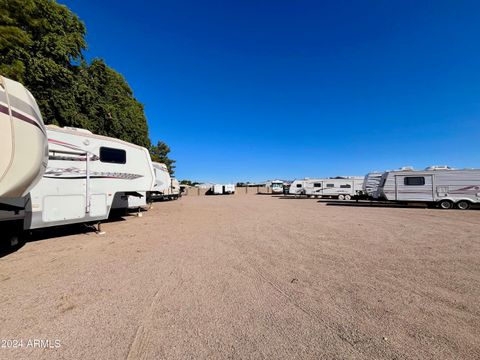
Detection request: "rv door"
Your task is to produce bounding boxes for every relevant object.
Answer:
[395,175,434,201]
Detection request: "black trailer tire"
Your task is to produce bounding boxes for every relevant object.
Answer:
[457,201,470,210]
[439,200,453,210]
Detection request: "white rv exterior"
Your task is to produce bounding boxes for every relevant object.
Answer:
[165,177,180,199]
[223,184,235,194]
[212,184,223,195]
[148,162,173,201]
[125,192,149,210]
[270,180,284,194]
[363,172,384,198]
[289,177,364,200]
[0,76,48,198]
[0,126,155,229]
[377,166,480,209]
[289,179,308,195]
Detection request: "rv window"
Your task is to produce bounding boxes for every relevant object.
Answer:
[313,183,322,188]
[296,184,302,188]
[100,147,126,164]
[404,177,425,186]
[326,184,334,188]
[340,184,351,188]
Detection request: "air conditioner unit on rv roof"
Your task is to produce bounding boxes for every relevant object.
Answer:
[425,165,454,171]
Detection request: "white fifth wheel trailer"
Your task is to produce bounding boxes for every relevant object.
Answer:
[0,76,48,198]
[148,162,172,201]
[376,166,480,209]
[289,177,364,200]
[0,125,155,231]
[148,164,180,200]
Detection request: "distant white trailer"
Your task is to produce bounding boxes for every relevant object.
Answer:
[270,180,284,194]
[212,184,223,195]
[377,166,480,209]
[223,184,235,194]
[166,177,180,199]
[289,177,364,200]
[0,126,155,230]
[0,76,48,198]
[148,162,175,201]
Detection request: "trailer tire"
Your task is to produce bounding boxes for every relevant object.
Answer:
[344,195,351,201]
[338,195,345,200]
[438,200,453,210]
[457,201,470,210]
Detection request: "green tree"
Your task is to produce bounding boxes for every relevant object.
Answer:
[0,0,157,150]
[0,0,86,122]
[150,141,176,174]
[65,59,151,148]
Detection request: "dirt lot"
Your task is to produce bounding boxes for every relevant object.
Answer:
[0,195,479,359]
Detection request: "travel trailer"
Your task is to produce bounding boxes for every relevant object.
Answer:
[289,179,308,195]
[223,184,235,194]
[289,177,364,200]
[0,126,155,232]
[212,184,223,195]
[376,166,480,209]
[0,76,48,198]
[362,172,384,198]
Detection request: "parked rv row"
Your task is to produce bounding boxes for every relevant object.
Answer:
[0,76,179,245]
[211,184,235,195]
[288,166,480,210]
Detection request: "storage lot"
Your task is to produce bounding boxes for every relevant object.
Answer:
[1,195,479,359]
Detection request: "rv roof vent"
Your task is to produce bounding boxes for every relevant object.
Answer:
[399,166,414,171]
[425,165,453,171]
[63,126,93,134]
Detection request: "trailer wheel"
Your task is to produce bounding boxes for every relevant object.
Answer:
[344,194,351,201]
[438,200,453,210]
[457,201,470,210]
[338,195,345,200]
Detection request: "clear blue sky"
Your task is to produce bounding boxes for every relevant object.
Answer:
[61,0,480,183]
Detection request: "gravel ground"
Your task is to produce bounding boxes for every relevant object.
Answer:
[0,195,479,359]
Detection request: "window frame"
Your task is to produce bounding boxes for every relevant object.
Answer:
[99,146,127,164]
[404,176,425,186]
